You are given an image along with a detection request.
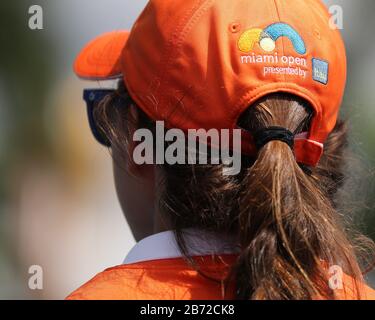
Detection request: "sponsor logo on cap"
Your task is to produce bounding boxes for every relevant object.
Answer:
[312,58,329,85]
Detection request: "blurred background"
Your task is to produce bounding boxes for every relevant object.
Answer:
[0,0,374,299]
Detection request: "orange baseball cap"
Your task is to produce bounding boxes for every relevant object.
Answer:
[74,0,347,167]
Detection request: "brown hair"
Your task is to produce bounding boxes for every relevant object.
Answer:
[95,81,374,299]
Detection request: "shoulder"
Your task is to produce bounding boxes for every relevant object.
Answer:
[66,255,236,300]
[363,285,375,300]
[66,259,375,300]
[66,261,184,300]
[336,273,375,300]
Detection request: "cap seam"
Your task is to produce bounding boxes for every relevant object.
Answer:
[162,0,215,123]
[158,0,205,70]
[153,0,213,98]
[125,0,212,122]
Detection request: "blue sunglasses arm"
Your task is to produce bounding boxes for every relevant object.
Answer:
[83,89,115,147]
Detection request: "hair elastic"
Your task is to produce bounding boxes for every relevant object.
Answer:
[253,126,295,150]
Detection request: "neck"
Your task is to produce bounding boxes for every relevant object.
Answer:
[152,165,170,234]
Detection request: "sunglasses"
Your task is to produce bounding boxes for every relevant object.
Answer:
[83,89,115,147]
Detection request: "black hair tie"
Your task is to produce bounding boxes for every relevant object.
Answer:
[253,126,295,150]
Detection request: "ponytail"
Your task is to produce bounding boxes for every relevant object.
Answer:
[233,94,368,299]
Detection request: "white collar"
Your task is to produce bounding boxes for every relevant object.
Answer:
[123,228,240,264]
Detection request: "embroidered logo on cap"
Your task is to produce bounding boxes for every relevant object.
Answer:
[312,58,329,84]
[238,22,306,55]
[238,23,308,80]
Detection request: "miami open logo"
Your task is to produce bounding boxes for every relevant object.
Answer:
[238,22,306,55]
[238,22,310,80]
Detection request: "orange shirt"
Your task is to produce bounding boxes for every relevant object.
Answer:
[67,255,235,300]
[66,230,375,300]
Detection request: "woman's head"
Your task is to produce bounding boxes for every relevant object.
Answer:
[75,0,347,167]
[93,80,374,299]
[74,0,374,300]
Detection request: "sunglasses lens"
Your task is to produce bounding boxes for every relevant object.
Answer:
[83,89,114,147]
